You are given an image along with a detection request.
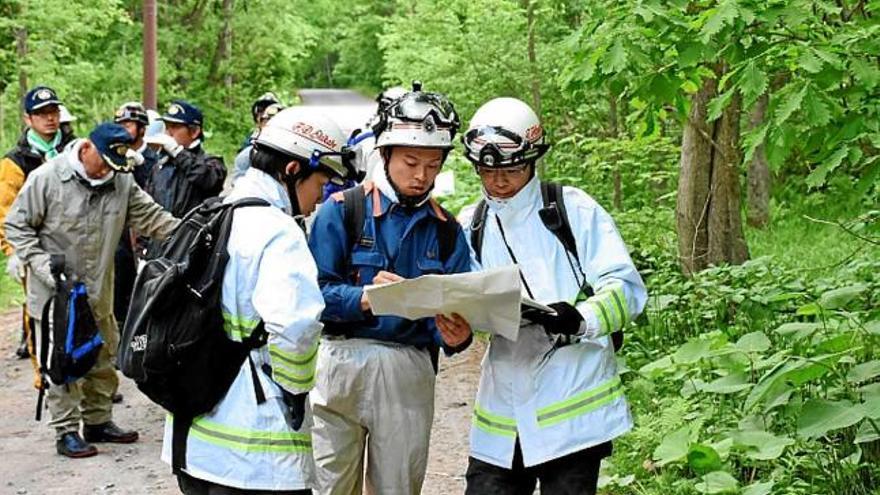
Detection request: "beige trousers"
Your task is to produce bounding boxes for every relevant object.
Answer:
[311,338,436,495]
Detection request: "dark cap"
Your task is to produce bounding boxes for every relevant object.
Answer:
[24,86,62,114]
[89,122,135,171]
[160,100,203,126]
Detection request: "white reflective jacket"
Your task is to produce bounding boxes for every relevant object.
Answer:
[459,176,647,468]
[161,167,324,490]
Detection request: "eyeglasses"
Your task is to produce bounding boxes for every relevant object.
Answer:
[476,164,530,179]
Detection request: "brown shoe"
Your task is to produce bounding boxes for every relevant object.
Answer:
[56,432,98,458]
[83,421,139,444]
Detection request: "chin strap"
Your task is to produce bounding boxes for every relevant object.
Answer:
[385,168,433,209]
[282,171,307,231]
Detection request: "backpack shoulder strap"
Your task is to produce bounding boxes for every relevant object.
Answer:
[540,181,579,260]
[469,200,489,264]
[341,185,367,246]
[429,201,459,263]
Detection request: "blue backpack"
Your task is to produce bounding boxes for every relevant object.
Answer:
[35,254,103,420]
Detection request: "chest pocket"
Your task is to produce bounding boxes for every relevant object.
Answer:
[350,250,386,286]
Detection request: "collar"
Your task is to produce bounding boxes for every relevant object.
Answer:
[484,175,540,222]
[136,142,148,154]
[187,139,202,151]
[227,167,292,214]
[63,139,116,188]
[26,129,62,158]
[368,180,448,222]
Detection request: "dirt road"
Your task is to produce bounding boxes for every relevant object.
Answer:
[0,310,483,494]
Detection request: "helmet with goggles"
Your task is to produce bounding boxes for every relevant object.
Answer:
[114,101,150,126]
[254,106,357,185]
[374,81,460,151]
[463,97,549,168]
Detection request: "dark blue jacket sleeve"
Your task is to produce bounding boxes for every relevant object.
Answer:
[430,224,473,355]
[308,199,367,322]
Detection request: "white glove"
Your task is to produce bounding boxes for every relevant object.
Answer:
[126,148,145,166]
[144,133,183,157]
[6,255,23,283]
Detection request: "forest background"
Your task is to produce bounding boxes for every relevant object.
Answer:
[0,1,878,494]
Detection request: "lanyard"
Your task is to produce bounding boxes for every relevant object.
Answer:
[494,215,535,300]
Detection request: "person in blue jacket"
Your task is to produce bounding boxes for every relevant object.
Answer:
[307,83,473,495]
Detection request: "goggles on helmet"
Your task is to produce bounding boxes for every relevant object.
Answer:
[387,92,460,131]
[114,103,149,126]
[463,125,548,168]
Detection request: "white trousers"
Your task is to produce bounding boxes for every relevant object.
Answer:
[311,338,435,495]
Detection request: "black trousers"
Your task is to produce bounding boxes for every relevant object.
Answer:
[113,231,137,329]
[177,471,312,495]
[465,440,612,495]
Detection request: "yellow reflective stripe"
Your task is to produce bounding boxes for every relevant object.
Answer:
[223,312,259,340]
[473,404,517,437]
[536,376,625,428]
[588,300,612,336]
[188,416,312,453]
[474,329,492,342]
[273,365,315,390]
[602,284,629,327]
[269,340,318,368]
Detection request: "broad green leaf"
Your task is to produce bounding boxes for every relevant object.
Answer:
[673,338,713,364]
[746,354,840,411]
[802,93,831,127]
[819,284,867,309]
[640,355,673,377]
[739,62,767,107]
[741,122,768,165]
[653,426,690,466]
[743,480,775,495]
[701,372,752,394]
[773,322,820,341]
[735,331,771,353]
[797,399,865,438]
[678,42,707,68]
[866,320,880,335]
[695,471,739,494]
[796,302,823,316]
[806,146,849,189]
[798,50,823,74]
[730,429,794,460]
[812,48,843,69]
[774,83,807,126]
[688,444,722,475]
[854,421,880,444]
[707,89,735,122]
[603,39,628,74]
[699,0,739,43]
[862,385,880,419]
[851,58,879,89]
[847,360,880,384]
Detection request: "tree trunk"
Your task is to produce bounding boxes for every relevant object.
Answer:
[609,88,622,210]
[15,25,28,110]
[746,93,770,228]
[676,72,749,275]
[524,0,541,116]
[208,0,234,86]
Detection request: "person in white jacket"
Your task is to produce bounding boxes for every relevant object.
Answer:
[458,98,648,494]
[164,107,358,494]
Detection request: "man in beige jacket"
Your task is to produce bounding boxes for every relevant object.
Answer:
[5,122,179,458]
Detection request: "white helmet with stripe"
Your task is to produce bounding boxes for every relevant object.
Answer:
[374,82,460,151]
[463,97,549,168]
[255,106,357,183]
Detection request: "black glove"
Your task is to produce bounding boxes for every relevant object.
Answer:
[526,301,584,336]
[280,390,308,431]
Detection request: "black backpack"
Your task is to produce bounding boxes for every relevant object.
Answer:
[34,254,104,420]
[118,196,269,471]
[470,181,623,351]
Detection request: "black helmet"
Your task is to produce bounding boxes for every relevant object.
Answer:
[251,92,281,123]
[114,101,149,126]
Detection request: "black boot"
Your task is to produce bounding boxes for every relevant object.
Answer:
[15,339,29,359]
[56,432,98,458]
[83,421,139,443]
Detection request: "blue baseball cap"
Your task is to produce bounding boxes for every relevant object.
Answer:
[89,122,135,172]
[160,100,203,126]
[24,86,62,114]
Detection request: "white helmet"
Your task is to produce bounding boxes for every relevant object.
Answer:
[255,106,357,183]
[376,86,407,112]
[463,97,549,168]
[59,105,76,124]
[374,82,460,151]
